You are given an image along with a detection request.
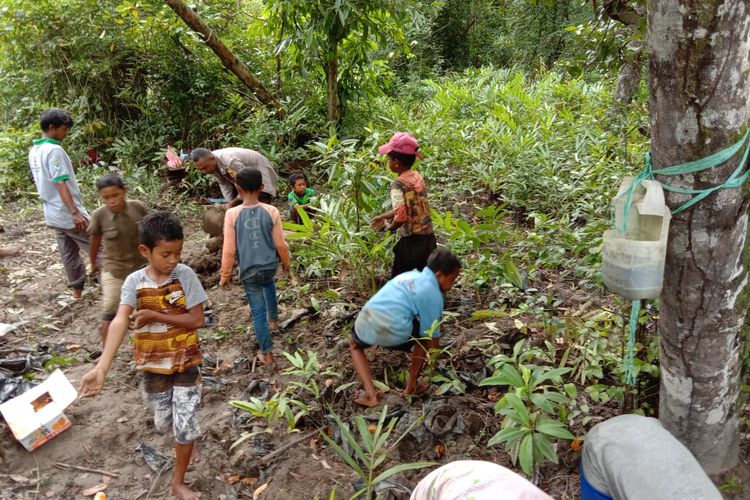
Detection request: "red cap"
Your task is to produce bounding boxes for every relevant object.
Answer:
[377,132,424,160]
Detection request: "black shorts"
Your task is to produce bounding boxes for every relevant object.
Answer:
[392,233,437,278]
[351,318,419,352]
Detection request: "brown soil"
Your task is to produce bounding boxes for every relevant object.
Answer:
[1,204,746,499]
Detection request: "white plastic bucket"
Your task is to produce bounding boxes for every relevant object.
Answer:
[601,177,671,300]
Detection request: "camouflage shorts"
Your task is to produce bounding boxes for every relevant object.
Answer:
[142,383,202,444]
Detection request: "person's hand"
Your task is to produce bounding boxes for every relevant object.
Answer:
[89,262,101,276]
[129,309,156,329]
[79,367,106,398]
[219,275,230,288]
[72,212,88,232]
[370,215,385,229]
[282,263,291,274]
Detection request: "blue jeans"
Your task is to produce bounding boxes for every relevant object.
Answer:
[242,268,279,353]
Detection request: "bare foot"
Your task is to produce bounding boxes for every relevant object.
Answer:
[257,352,276,370]
[403,380,430,397]
[269,319,280,330]
[171,482,201,500]
[354,389,383,408]
[71,288,83,301]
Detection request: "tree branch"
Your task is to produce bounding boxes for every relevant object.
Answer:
[163,0,284,119]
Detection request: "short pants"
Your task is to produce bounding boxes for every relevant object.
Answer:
[392,233,437,278]
[141,368,202,444]
[100,270,124,320]
[351,318,420,352]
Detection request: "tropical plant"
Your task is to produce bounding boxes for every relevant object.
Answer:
[322,405,435,499]
[283,349,340,400]
[230,391,309,432]
[479,339,575,476]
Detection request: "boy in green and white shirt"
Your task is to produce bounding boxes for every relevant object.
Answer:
[287,171,315,224]
[28,108,98,300]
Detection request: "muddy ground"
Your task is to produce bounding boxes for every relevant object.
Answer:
[0,203,747,499]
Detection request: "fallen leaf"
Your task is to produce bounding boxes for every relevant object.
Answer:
[571,437,583,452]
[81,484,107,496]
[66,344,82,351]
[367,424,377,433]
[324,378,333,387]
[116,417,128,423]
[434,442,446,459]
[240,477,258,485]
[253,482,268,499]
[225,474,241,484]
[320,459,332,470]
[9,475,29,484]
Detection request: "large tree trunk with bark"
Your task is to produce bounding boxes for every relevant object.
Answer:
[164,0,284,118]
[649,0,750,475]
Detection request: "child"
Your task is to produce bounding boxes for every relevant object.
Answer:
[219,168,290,367]
[287,171,315,224]
[88,173,149,347]
[350,247,461,407]
[28,108,97,299]
[79,211,207,500]
[371,132,437,278]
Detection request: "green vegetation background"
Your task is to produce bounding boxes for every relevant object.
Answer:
[0,0,663,477]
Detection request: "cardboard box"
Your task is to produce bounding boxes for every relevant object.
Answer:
[0,369,78,451]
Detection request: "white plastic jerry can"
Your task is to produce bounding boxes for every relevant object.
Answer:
[601,177,671,300]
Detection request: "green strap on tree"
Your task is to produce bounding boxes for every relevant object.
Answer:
[621,128,750,385]
[625,300,641,385]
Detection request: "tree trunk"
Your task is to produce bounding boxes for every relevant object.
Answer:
[649,0,750,475]
[326,45,341,123]
[163,0,284,119]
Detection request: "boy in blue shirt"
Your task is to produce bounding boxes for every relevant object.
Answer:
[350,248,461,407]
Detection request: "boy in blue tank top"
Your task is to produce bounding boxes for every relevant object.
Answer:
[220,168,290,368]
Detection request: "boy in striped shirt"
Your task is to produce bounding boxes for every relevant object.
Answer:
[80,211,207,500]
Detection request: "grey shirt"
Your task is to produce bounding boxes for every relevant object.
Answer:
[28,138,89,229]
[582,414,721,500]
[212,148,278,200]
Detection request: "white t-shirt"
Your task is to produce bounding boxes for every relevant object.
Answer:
[28,138,88,229]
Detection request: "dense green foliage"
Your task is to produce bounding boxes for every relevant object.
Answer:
[0,0,622,195]
[1,0,663,479]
